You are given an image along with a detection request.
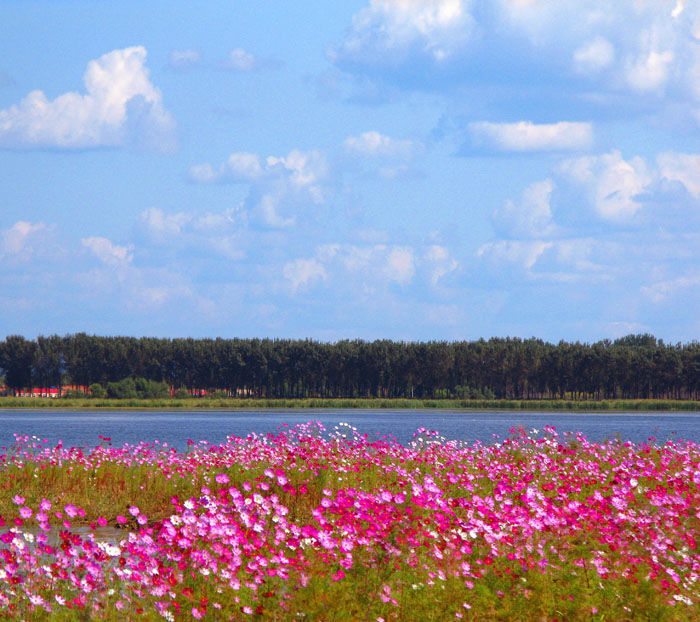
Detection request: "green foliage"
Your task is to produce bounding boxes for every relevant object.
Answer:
[106,377,170,399]
[106,377,137,399]
[134,377,170,399]
[61,388,86,399]
[88,383,105,398]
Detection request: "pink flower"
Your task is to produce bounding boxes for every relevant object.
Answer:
[116,515,127,524]
[12,495,25,505]
[39,499,51,512]
[129,505,140,516]
[19,506,32,519]
[215,473,230,484]
[64,504,78,518]
[97,517,108,527]
[192,607,204,619]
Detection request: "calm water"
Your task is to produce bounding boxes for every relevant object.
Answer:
[1,409,699,451]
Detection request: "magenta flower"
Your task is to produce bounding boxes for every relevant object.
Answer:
[215,473,230,484]
[64,504,78,518]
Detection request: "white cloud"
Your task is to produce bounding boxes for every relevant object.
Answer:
[0,47,174,150]
[385,247,416,284]
[168,49,202,69]
[138,207,191,240]
[0,221,49,258]
[642,274,700,303]
[424,245,458,285]
[493,179,558,239]
[344,130,419,159]
[266,150,327,199]
[283,258,327,292]
[477,240,552,270]
[573,37,615,75]
[137,207,245,260]
[468,121,593,153]
[225,48,258,72]
[559,150,653,222]
[189,152,264,184]
[298,242,452,293]
[331,0,473,64]
[191,150,325,189]
[625,48,674,92]
[190,149,328,228]
[82,237,133,267]
[332,0,700,126]
[657,152,700,198]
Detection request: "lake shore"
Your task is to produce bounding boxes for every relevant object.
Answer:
[2,396,700,411]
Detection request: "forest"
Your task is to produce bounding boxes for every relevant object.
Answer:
[2,333,700,401]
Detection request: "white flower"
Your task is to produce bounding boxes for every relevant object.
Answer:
[673,594,693,605]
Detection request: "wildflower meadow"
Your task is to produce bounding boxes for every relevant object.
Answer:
[1,422,699,621]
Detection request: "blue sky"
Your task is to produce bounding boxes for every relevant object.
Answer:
[2,0,700,343]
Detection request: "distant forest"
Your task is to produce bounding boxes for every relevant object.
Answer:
[1,333,700,400]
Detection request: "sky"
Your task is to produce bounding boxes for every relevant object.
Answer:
[2,0,700,344]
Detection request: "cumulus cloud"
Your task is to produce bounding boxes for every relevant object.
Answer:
[573,37,615,75]
[493,179,558,239]
[330,0,472,65]
[479,146,700,296]
[1,221,48,257]
[424,244,458,285]
[468,121,593,153]
[344,130,419,159]
[657,152,700,198]
[558,150,653,222]
[625,48,674,92]
[384,246,416,284]
[477,240,552,271]
[331,0,700,124]
[137,207,245,260]
[82,237,133,267]
[292,242,457,296]
[224,48,258,72]
[283,258,327,292]
[189,149,329,228]
[0,221,63,269]
[0,47,175,150]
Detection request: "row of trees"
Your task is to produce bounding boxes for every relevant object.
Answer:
[1,333,699,400]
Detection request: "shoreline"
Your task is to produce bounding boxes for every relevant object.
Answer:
[2,396,700,411]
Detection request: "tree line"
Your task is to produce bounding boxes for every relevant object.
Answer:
[1,333,699,400]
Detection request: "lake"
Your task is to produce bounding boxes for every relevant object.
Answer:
[1,409,699,451]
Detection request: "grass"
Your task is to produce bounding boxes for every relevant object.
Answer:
[3,396,700,411]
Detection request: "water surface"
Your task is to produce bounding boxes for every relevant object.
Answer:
[1,409,698,451]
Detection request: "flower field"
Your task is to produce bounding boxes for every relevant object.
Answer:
[1,423,699,621]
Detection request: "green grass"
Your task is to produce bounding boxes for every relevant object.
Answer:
[2,396,700,411]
